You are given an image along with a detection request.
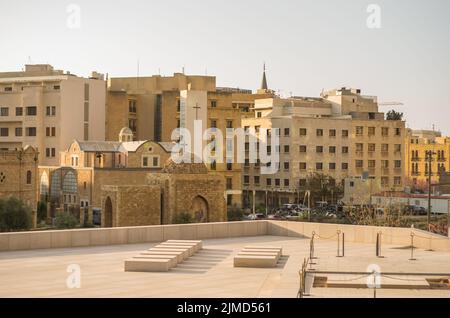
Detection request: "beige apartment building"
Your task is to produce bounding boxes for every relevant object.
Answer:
[242,87,405,208]
[0,64,106,165]
[106,72,273,208]
[404,129,450,189]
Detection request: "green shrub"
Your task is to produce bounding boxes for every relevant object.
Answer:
[0,197,32,232]
[227,207,244,221]
[37,201,47,223]
[54,213,79,229]
[172,212,194,224]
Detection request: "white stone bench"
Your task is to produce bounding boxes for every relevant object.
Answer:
[244,246,282,254]
[163,241,202,252]
[153,244,195,256]
[149,247,190,260]
[166,240,203,250]
[239,250,281,259]
[141,251,184,263]
[241,248,282,258]
[133,254,178,268]
[234,255,278,268]
[124,258,171,272]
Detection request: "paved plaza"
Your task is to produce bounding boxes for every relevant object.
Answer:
[0,235,449,298]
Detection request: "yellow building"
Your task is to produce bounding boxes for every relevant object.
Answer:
[404,129,450,189]
[0,64,106,165]
[242,87,405,208]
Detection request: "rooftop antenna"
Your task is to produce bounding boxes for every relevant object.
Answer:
[182,66,185,74]
[158,68,161,76]
[136,58,140,88]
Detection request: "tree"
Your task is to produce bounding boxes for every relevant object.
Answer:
[304,173,343,206]
[386,110,403,121]
[172,212,194,224]
[54,213,79,229]
[227,207,244,221]
[0,197,32,232]
[37,201,47,223]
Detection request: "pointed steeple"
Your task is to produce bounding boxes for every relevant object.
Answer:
[260,63,268,90]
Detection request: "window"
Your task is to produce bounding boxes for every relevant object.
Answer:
[0,107,9,116]
[381,144,389,153]
[15,127,22,136]
[356,143,363,152]
[342,163,349,170]
[299,162,307,170]
[244,175,250,184]
[211,100,217,108]
[356,126,364,136]
[227,162,232,171]
[255,125,260,133]
[210,120,217,128]
[46,106,56,116]
[284,162,290,171]
[284,128,290,136]
[211,161,216,170]
[226,120,233,129]
[395,128,401,136]
[299,145,307,153]
[316,129,323,137]
[4,87,12,92]
[381,160,389,168]
[316,163,323,170]
[284,145,290,153]
[53,85,60,90]
[382,127,389,136]
[275,179,280,186]
[299,128,307,136]
[329,146,336,154]
[45,148,56,158]
[394,160,402,169]
[142,155,160,168]
[368,127,375,136]
[26,171,32,185]
[381,177,389,187]
[329,163,336,170]
[355,160,364,168]
[368,160,376,168]
[342,130,349,138]
[177,99,181,112]
[26,106,37,116]
[0,128,8,137]
[254,176,260,185]
[329,129,336,137]
[284,179,290,187]
[342,146,349,154]
[316,146,323,153]
[257,112,262,118]
[15,107,23,116]
[226,178,232,190]
[394,177,402,186]
[368,143,376,152]
[128,100,137,113]
[394,144,401,153]
[266,178,272,186]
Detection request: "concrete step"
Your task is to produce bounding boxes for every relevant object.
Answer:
[124,258,171,272]
[234,255,278,268]
[133,254,178,268]
[141,251,184,263]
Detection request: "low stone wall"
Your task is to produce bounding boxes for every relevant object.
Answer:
[0,221,267,252]
[266,220,450,252]
[1,220,449,252]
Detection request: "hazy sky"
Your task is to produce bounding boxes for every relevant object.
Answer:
[1,0,449,134]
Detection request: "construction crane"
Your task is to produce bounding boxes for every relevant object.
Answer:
[378,102,404,107]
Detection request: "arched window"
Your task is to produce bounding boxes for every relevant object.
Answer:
[26,170,32,184]
[50,172,61,198]
[40,172,49,195]
[62,171,77,193]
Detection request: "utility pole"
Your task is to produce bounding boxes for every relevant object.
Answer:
[426,150,436,229]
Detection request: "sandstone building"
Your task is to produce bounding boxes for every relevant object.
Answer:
[0,64,106,165]
[242,87,406,207]
[38,128,226,227]
[0,146,38,209]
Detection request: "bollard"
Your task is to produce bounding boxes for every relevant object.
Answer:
[376,233,379,257]
[337,230,341,257]
[409,233,416,261]
[342,232,345,257]
[376,232,384,258]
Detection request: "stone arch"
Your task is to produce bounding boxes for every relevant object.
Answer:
[190,196,209,223]
[50,171,61,199]
[104,196,113,227]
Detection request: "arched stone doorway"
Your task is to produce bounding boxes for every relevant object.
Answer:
[190,196,208,223]
[104,196,113,227]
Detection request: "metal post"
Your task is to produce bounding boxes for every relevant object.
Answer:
[409,233,416,261]
[342,232,345,257]
[376,233,380,257]
[337,230,340,257]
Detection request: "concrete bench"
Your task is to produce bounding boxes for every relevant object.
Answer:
[234,255,278,268]
[149,247,190,260]
[133,254,178,268]
[241,248,282,258]
[141,251,184,263]
[162,241,202,252]
[238,251,281,259]
[124,258,171,272]
[153,244,195,256]
[244,246,282,254]
[166,240,203,251]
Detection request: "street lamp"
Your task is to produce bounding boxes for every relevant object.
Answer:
[426,150,436,230]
